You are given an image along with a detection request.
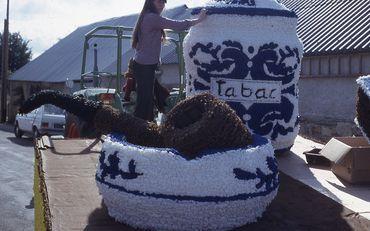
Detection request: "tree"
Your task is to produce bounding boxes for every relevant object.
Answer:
[0,32,32,74]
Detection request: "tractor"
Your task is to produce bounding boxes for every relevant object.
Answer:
[64,26,187,138]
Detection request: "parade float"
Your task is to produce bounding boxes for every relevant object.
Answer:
[26,1,370,230]
[90,1,305,226]
[184,0,304,153]
[22,0,307,228]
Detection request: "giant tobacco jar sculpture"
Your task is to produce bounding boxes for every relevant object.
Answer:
[184,0,304,153]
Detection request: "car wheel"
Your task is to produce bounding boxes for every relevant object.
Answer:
[33,127,40,139]
[14,122,23,138]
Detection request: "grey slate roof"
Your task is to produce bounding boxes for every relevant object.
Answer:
[280,0,370,56]
[10,1,370,83]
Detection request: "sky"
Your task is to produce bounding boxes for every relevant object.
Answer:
[0,0,203,59]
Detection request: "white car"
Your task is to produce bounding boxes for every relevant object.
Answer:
[14,104,66,138]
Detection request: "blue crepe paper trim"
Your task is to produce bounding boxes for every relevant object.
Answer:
[96,173,278,203]
[99,134,278,202]
[191,7,297,18]
[108,133,268,160]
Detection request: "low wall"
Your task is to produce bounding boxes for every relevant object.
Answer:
[299,117,362,143]
[298,76,363,142]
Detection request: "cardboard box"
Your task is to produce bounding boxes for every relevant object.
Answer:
[320,137,370,184]
[304,148,331,167]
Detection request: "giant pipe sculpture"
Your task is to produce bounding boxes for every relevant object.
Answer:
[20,90,278,230]
[19,90,252,157]
[184,0,304,153]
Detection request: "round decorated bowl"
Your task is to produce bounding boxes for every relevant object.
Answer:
[96,133,279,230]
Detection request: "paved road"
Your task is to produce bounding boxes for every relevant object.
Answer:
[0,123,34,231]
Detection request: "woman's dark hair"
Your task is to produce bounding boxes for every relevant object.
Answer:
[132,0,166,49]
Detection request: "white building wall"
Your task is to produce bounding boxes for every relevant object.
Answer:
[299,76,358,121]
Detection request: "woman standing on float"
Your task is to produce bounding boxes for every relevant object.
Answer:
[132,0,207,121]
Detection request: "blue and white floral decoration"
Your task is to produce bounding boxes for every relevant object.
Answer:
[184,0,304,152]
[96,133,278,230]
[355,75,370,143]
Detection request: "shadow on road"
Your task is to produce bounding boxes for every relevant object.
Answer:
[7,137,34,147]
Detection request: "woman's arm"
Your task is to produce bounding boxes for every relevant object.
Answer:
[146,9,207,31]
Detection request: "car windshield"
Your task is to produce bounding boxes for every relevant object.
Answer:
[43,104,64,115]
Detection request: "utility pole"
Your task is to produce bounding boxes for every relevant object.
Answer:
[1,0,10,123]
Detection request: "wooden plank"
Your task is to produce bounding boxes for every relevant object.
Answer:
[39,138,131,231]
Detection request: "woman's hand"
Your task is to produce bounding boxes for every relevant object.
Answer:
[189,9,207,26]
[197,9,207,23]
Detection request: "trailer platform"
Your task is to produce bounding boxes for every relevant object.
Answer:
[34,136,370,231]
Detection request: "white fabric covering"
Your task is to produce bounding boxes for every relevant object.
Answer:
[96,134,278,230]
